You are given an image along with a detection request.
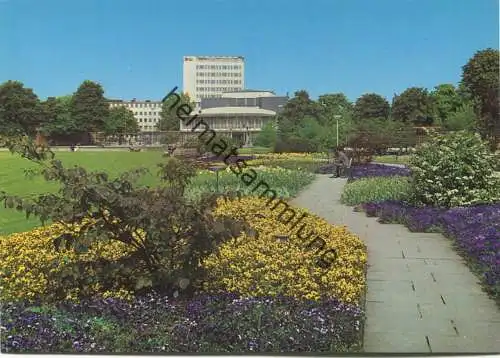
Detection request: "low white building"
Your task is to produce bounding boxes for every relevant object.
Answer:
[180,90,288,146]
[108,99,162,132]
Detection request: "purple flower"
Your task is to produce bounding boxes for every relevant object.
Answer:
[350,164,410,181]
[359,200,500,294]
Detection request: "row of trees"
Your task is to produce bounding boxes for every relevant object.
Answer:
[0,80,141,144]
[1,48,497,149]
[0,79,194,145]
[264,48,499,152]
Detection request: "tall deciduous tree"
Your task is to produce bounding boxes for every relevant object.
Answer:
[0,80,43,135]
[157,93,194,131]
[430,84,465,125]
[69,80,109,132]
[461,48,500,149]
[275,90,322,152]
[391,87,434,125]
[353,93,390,121]
[41,95,77,135]
[280,90,320,125]
[104,106,139,136]
[442,103,477,132]
[318,93,352,125]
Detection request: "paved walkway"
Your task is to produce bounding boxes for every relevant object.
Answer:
[291,174,500,353]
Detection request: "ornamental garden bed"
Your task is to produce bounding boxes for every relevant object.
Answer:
[0,151,367,353]
[340,156,500,305]
[356,199,500,303]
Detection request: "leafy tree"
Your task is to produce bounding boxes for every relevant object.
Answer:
[391,87,434,125]
[104,106,139,136]
[0,135,251,301]
[295,116,325,151]
[254,120,277,148]
[347,119,416,160]
[318,93,352,125]
[40,95,78,135]
[461,48,500,149]
[275,90,322,152]
[0,80,44,136]
[280,90,320,127]
[69,80,109,133]
[353,93,390,121]
[157,92,194,131]
[430,84,465,126]
[442,103,477,132]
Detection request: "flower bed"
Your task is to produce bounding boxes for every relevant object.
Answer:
[0,223,135,302]
[196,155,255,163]
[349,163,410,181]
[245,153,328,173]
[0,195,367,353]
[254,152,327,160]
[316,163,411,178]
[204,196,367,304]
[1,293,364,353]
[344,159,499,302]
[341,177,410,206]
[357,200,500,301]
[187,166,315,201]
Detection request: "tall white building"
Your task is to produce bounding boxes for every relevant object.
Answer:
[183,56,245,105]
[108,99,162,132]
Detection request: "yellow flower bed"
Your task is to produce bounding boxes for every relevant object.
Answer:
[0,223,135,302]
[1,196,366,304]
[247,153,328,167]
[204,196,367,304]
[254,152,326,160]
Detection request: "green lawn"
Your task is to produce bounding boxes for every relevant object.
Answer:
[0,150,314,235]
[238,146,272,154]
[0,151,166,235]
[372,155,411,165]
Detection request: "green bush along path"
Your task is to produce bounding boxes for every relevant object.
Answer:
[291,174,500,353]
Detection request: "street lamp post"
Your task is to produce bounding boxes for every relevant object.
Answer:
[333,115,341,148]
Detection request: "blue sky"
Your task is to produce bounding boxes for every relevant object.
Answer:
[1,0,498,102]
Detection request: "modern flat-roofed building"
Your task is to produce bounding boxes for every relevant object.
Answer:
[183,56,245,105]
[180,90,288,146]
[108,99,162,132]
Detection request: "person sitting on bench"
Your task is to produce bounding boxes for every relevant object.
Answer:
[331,147,350,178]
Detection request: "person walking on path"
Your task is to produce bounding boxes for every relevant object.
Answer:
[331,147,350,178]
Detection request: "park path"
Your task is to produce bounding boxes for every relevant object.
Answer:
[291,175,500,353]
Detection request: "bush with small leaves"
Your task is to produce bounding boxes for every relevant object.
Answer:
[0,137,247,302]
[409,131,500,207]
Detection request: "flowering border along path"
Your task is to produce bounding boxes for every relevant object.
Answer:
[349,163,499,303]
[292,172,500,353]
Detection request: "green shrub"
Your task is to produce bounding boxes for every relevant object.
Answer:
[253,122,277,148]
[409,131,500,207]
[0,138,247,301]
[340,176,410,206]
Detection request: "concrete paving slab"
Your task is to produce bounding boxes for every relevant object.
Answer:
[364,332,431,353]
[422,258,472,274]
[428,334,500,353]
[291,174,500,354]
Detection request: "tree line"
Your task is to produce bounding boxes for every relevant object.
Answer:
[0,78,195,145]
[255,48,499,152]
[0,80,141,144]
[1,48,498,150]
